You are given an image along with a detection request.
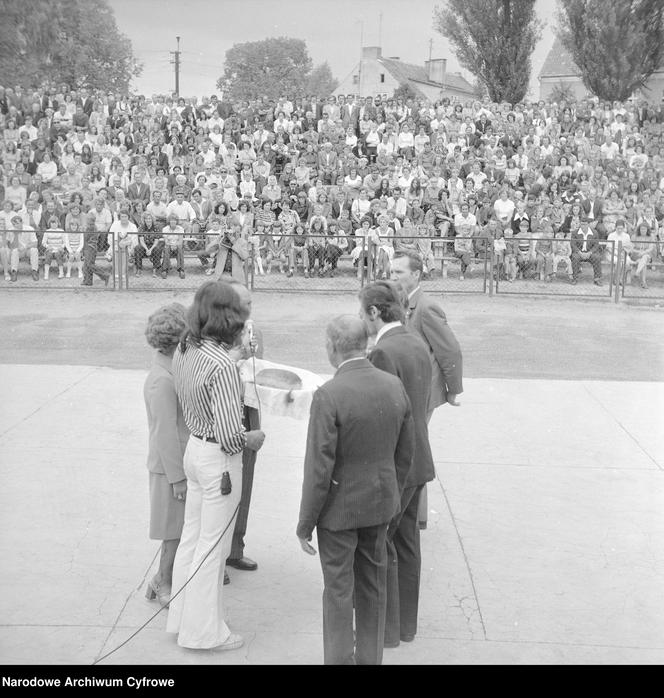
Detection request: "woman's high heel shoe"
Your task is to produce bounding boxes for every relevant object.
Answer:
[145,577,171,607]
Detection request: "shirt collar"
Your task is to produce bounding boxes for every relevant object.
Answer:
[337,356,366,369]
[375,321,402,344]
[408,285,421,301]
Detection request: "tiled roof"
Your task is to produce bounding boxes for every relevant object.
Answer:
[379,57,475,95]
[540,35,664,79]
[539,37,582,79]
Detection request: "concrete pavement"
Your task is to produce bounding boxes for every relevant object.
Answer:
[0,365,663,664]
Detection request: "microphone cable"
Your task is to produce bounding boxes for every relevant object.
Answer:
[95,325,262,664]
[92,500,240,664]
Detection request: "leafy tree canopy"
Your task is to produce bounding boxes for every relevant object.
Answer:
[433,0,542,104]
[0,0,142,94]
[557,0,664,102]
[217,37,314,102]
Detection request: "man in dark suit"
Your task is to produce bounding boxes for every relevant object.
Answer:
[359,281,434,648]
[391,250,464,528]
[570,216,603,285]
[581,188,605,238]
[297,316,414,665]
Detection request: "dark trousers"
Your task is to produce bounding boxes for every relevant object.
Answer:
[229,407,259,560]
[82,242,109,285]
[307,244,325,270]
[384,484,423,645]
[135,242,163,271]
[571,251,602,280]
[317,523,389,665]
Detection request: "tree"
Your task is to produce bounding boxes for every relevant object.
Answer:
[557,0,664,102]
[392,83,420,102]
[0,0,142,93]
[433,0,542,104]
[217,37,313,102]
[548,80,577,106]
[305,62,339,98]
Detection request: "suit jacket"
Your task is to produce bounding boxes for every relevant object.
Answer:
[297,358,414,538]
[369,326,434,487]
[127,182,151,205]
[318,149,338,171]
[407,287,463,411]
[570,228,601,254]
[581,198,604,221]
[143,351,189,483]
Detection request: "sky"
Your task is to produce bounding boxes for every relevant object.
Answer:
[109,0,558,100]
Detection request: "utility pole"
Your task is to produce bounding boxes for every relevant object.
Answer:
[170,36,181,96]
[358,20,364,98]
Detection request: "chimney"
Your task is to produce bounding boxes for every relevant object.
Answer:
[362,46,382,59]
[425,58,447,85]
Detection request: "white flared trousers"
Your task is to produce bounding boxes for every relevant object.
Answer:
[166,437,242,648]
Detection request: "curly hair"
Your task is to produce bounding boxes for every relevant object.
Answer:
[145,303,187,353]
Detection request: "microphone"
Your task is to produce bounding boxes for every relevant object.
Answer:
[246,319,256,356]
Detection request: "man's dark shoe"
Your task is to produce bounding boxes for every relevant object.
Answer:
[226,556,258,571]
[400,634,415,642]
[223,571,230,585]
[384,638,400,648]
[570,277,577,285]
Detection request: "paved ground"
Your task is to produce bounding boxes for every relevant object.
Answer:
[1,290,663,380]
[0,291,663,665]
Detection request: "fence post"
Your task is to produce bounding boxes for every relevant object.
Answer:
[359,236,366,289]
[614,241,622,304]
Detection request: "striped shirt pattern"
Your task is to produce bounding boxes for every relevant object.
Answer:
[173,337,246,455]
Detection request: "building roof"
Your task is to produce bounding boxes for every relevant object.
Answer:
[379,57,475,95]
[539,37,582,79]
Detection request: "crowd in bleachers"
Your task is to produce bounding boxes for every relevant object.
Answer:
[0,82,663,287]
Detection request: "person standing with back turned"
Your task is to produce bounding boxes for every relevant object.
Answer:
[359,281,434,648]
[297,316,415,665]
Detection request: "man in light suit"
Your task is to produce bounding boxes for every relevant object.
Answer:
[317,141,339,185]
[127,172,152,207]
[359,281,434,648]
[391,250,464,527]
[297,316,414,665]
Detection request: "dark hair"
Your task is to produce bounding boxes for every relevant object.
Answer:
[180,281,248,351]
[393,250,424,275]
[359,281,405,324]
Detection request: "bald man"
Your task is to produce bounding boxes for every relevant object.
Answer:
[297,315,414,665]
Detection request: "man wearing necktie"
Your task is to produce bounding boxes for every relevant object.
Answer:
[570,216,603,286]
[390,251,464,529]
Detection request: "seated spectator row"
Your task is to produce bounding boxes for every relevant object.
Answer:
[0,82,662,286]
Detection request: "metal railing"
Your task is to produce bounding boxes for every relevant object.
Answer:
[617,244,664,301]
[0,229,117,289]
[3,229,662,304]
[493,238,618,299]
